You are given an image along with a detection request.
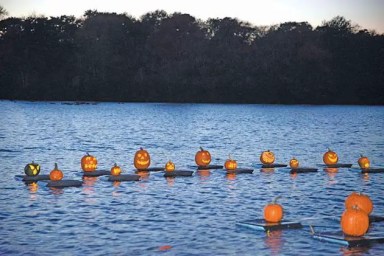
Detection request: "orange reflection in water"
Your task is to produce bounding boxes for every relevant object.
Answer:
[166,177,175,187]
[265,230,283,255]
[340,245,370,256]
[136,170,150,180]
[49,187,64,195]
[226,173,236,180]
[260,168,274,173]
[28,182,39,193]
[324,167,338,179]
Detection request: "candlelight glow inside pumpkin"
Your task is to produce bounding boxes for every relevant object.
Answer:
[340,206,369,237]
[323,148,338,165]
[165,160,175,172]
[358,155,370,169]
[81,153,98,172]
[260,150,275,164]
[264,196,284,223]
[345,192,373,215]
[50,163,64,181]
[224,155,237,170]
[289,158,299,168]
[24,161,41,176]
[110,163,122,176]
[134,148,151,169]
[195,147,211,167]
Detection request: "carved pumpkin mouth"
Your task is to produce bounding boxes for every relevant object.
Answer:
[137,159,149,165]
[201,158,210,164]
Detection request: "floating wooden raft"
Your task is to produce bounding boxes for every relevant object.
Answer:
[195,164,224,170]
[318,163,353,168]
[312,231,384,247]
[237,219,302,232]
[135,167,165,172]
[261,164,287,168]
[361,168,384,173]
[289,167,318,174]
[46,180,83,188]
[226,168,254,174]
[370,215,384,222]
[82,170,110,177]
[107,174,140,182]
[15,175,50,182]
[164,170,194,177]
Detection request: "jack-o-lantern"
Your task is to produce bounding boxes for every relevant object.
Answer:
[264,196,284,223]
[323,148,338,165]
[195,147,211,167]
[341,206,369,237]
[224,155,237,170]
[358,155,370,169]
[81,153,98,172]
[110,163,122,176]
[260,150,275,165]
[24,161,40,176]
[165,160,175,172]
[345,192,373,215]
[289,157,299,168]
[50,163,63,181]
[134,148,151,169]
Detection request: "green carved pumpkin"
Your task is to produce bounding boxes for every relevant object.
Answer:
[24,161,40,176]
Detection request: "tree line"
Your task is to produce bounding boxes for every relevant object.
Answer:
[0,8,383,104]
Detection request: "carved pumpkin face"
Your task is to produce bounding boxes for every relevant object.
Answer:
[195,147,211,167]
[224,155,237,170]
[165,160,175,172]
[50,163,63,181]
[81,153,98,172]
[110,163,122,176]
[264,196,283,223]
[289,158,299,168]
[24,161,40,176]
[341,206,369,237]
[358,155,370,169]
[134,148,151,169]
[260,150,275,164]
[345,192,373,215]
[323,148,338,165]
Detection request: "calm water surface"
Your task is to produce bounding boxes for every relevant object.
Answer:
[0,101,384,255]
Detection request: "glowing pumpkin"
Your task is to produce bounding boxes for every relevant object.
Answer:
[289,157,299,168]
[323,148,338,165]
[134,148,151,169]
[165,160,175,172]
[81,153,98,172]
[110,163,122,176]
[195,147,211,167]
[358,155,370,169]
[264,196,284,223]
[224,155,237,170]
[345,192,373,215]
[50,163,63,181]
[24,161,40,176]
[260,150,275,164]
[341,206,369,237]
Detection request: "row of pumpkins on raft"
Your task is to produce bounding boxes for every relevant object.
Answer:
[265,192,374,237]
[23,147,372,181]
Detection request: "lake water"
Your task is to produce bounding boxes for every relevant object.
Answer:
[0,100,384,255]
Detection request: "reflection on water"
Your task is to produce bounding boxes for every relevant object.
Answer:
[265,230,284,256]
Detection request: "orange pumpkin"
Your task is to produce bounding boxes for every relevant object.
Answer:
[264,196,284,223]
[341,206,369,236]
[260,150,275,164]
[50,163,63,181]
[110,163,122,176]
[134,148,151,169]
[358,155,370,169]
[81,153,98,172]
[224,155,237,170]
[195,147,211,167]
[289,157,299,168]
[345,192,373,215]
[323,148,338,165]
[165,160,175,172]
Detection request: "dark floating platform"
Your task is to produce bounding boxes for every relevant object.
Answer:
[318,163,353,168]
[289,167,318,174]
[261,164,287,168]
[107,174,140,182]
[370,215,384,223]
[237,219,302,232]
[164,170,194,177]
[226,168,254,174]
[312,231,384,247]
[135,167,165,172]
[195,165,224,170]
[15,175,50,182]
[361,168,384,174]
[82,170,110,177]
[46,180,83,188]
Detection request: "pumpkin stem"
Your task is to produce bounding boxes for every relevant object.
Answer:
[140,147,143,150]
[54,163,58,170]
[200,147,204,151]
[272,195,282,204]
[114,163,117,167]
[86,152,90,156]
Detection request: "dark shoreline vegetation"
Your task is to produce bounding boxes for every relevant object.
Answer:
[0,9,383,105]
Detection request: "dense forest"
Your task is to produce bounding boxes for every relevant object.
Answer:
[0,8,383,104]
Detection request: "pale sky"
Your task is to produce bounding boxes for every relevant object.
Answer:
[1,0,384,33]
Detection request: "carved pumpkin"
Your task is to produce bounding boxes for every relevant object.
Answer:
[24,161,40,176]
[134,148,151,169]
[341,206,369,237]
[195,147,211,167]
[289,157,299,168]
[260,150,275,164]
[323,148,338,165]
[110,163,122,176]
[264,196,284,223]
[345,192,373,215]
[358,155,370,169]
[165,160,175,172]
[81,153,98,172]
[50,163,63,181]
[224,155,237,170]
